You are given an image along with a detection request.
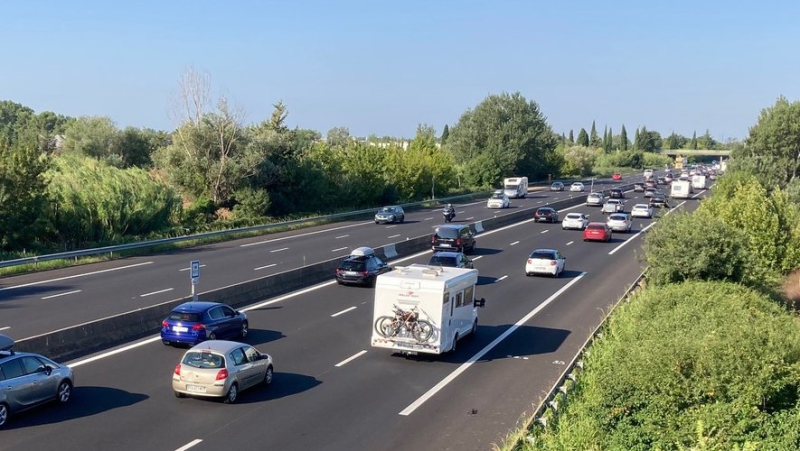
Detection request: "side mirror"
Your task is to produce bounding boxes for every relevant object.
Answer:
[474,297,486,308]
[37,365,52,375]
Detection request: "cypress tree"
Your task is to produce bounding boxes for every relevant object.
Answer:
[577,128,589,147]
[691,131,697,150]
[606,127,613,153]
[568,129,574,144]
[441,124,450,144]
[620,125,628,151]
[590,120,600,147]
[633,127,640,150]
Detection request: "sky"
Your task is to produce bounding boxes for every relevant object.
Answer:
[2,1,799,141]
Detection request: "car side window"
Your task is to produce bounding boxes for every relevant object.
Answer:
[20,356,43,375]
[244,346,260,363]
[207,307,222,320]
[0,359,25,380]
[374,256,385,267]
[366,258,377,270]
[221,306,236,318]
[230,348,247,366]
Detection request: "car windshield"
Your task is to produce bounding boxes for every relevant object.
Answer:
[530,251,555,260]
[552,183,562,186]
[168,312,201,322]
[429,256,458,267]
[182,351,226,369]
[339,260,366,271]
[435,228,459,239]
[379,207,394,213]
[491,193,504,199]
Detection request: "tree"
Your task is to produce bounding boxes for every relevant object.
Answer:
[690,130,698,149]
[441,124,450,144]
[445,92,558,186]
[589,120,600,147]
[568,129,574,144]
[61,116,122,165]
[269,101,289,133]
[326,126,350,147]
[740,96,800,186]
[634,126,662,152]
[633,127,640,150]
[606,127,613,153]
[559,145,597,176]
[577,128,589,147]
[620,124,628,151]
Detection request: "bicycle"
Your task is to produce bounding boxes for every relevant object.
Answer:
[374,305,433,342]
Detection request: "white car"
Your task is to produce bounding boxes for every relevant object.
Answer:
[601,199,624,214]
[570,182,585,192]
[643,169,654,179]
[525,248,566,277]
[562,212,589,230]
[631,203,653,218]
[486,192,510,209]
[607,213,632,233]
[586,192,605,206]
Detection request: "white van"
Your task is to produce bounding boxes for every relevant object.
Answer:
[692,175,707,190]
[671,180,693,199]
[503,177,528,199]
[371,264,485,355]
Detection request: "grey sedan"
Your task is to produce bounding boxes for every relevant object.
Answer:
[0,334,74,428]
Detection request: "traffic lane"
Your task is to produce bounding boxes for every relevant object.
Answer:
[0,197,626,449]
[2,189,585,339]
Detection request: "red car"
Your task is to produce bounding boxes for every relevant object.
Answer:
[583,222,612,242]
[612,173,622,181]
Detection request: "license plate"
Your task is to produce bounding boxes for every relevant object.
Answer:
[535,267,546,271]
[173,326,188,332]
[440,243,451,247]
[186,384,206,393]
[346,271,358,276]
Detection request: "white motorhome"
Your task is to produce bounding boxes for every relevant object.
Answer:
[692,175,707,190]
[371,264,485,355]
[671,180,693,199]
[503,177,528,198]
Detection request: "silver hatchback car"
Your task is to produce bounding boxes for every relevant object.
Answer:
[173,340,274,403]
[0,334,74,428]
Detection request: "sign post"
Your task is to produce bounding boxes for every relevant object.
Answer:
[190,260,200,302]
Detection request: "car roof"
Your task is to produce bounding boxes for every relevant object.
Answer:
[350,246,375,257]
[565,212,584,217]
[173,301,224,313]
[536,206,555,211]
[587,221,607,226]
[186,340,249,354]
[608,213,628,219]
[431,251,463,258]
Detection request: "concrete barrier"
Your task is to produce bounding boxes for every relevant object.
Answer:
[15,192,611,361]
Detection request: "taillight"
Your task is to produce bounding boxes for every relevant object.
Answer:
[455,238,462,246]
[527,259,533,264]
[191,324,205,331]
[216,369,229,381]
[361,270,369,276]
[174,364,181,376]
[162,320,169,328]
[336,268,342,275]
[431,235,436,244]
[550,261,557,266]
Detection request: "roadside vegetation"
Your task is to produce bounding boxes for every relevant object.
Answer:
[505,96,800,450]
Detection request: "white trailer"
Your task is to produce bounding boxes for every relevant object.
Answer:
[692,175,707,190]
[371,264,485,355]
[503,177,528,198]
[671,180,693,199]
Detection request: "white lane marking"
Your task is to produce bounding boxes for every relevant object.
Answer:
[424,217,433,221]
[335,234,350,239]
[537,201,543,204]
[175,439,203,451]
[140,288,174,297]
[541,230,549,234]
[457,210,465,214]
[335,350,368,367]
[608,201,685,256]
[41,290,82,300]
[69,336,162,368]
[332,246,348,252]
[254,264,277,271]
[271,247,289,253]
[692,189,707,198]
[496,275,508,282]
[331,306,357,317]
[510,241,519,246]
[179,264,207,272]
[471,256,483,260]
[466,217,474,220]
[385,225,397,229]
[566,241,574,246]
[0,261,154,292]
[388,234,401,239]
[240,220,373,247]
[400,272,588,416]
[0,326,10,331]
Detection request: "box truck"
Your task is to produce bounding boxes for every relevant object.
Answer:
[503,177,528,198]
[671,180,693,199]
[371,264,486,355]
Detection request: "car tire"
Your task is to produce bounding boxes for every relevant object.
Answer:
[400,217,404,223]
[0,403,8,428]
[470,320,478,338]
[162,340,171,346]
[451,334,458,354]
[57,381,72,404]
[223,383,239,404]
[208,332,217,340]
[174,391,186,398]
[263,365,274,387]
[240,322,249,339]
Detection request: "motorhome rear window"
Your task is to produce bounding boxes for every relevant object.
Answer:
[168,312,202,322]
[435,228,459,239]
[339,260,366,271]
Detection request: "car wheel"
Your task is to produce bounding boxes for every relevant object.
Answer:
[451,334,458,354]
[223,383,239,404]
[240,322,249,339]
[375,221,379,224]
[0,403,8,428]
[400,216,404,223]
[57,381,72,404]
[208,332,217,340]
[264,365,274,386]
[174,391,186,398]
[162,340,171,346]
[470,319,478,337]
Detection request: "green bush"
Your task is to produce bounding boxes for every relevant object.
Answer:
[527,281,800,450]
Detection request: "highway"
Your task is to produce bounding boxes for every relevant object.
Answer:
[0,183,706,451]
[0,175,643,340]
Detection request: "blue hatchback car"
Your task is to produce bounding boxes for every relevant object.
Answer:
[161,302,248,346]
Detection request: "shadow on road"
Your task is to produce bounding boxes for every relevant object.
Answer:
[245,328,286,346]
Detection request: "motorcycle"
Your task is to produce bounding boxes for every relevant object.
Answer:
[442,208,455,223]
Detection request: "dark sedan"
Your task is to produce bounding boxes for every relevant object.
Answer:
[428,251,474,269]
[609,188,625,199]
[534,207,560,223]
[335,247,392,286]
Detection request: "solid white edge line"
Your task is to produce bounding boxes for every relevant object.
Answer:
[270,247,289,253]
[140,288,174,297]
[0,261,154,292]
[335,350,368,367]
[254,264,277,271]
[331,306,357,317]
[41,289,82,300]
[69,336,163,368]
[175,439,203,451]
[399,271,588,416]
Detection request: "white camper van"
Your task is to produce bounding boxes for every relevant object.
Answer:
[503,177,528,199]
[671,180,693,199]
[692,175,707,190]
[371,264,486,355]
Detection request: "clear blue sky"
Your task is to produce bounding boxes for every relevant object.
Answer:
[2,1,799,141]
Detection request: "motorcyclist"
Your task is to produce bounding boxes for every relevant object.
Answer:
[443,203,454,213]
